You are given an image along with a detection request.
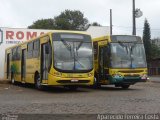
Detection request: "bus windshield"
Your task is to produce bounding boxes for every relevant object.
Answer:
[53,33,93,72]
[110,42,147,68]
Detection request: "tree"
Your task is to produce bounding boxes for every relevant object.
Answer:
[151,38,160,59]
[28,19,54,29]
[90,22,101,26]
[53,10,89,30]
[142,19,152,63]
[28,10,90,30]
[86,22,101,29]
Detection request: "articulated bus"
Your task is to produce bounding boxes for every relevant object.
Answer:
[5,31,94,90]
[93,35,148,89]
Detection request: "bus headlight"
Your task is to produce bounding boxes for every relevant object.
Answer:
[88,73,93,77]
[54,72,62,77]
[113,74,122,78]
[141,74,148,80]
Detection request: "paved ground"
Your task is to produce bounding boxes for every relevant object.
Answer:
[0,79,160,119]
[149,76,160,82]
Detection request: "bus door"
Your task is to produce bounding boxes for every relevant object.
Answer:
[98,46,109,81]
[6,53,11,79]
[41,43,50,80]
[21,49,26,82]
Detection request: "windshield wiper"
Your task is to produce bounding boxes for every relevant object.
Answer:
[61,39,73,57]
[118,41,129,54]
[61,39,71,51]
[76,41,83,51]
[75,57,86,69]
[130,42,139,68]
[74,42,86,69]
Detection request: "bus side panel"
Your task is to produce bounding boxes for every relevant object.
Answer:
[15,61,21,82]
[25,39,41,84]
[10,61,20,82]
[26,59,36,84]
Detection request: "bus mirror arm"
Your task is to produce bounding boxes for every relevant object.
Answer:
[107,44,111,56]
[45,45,49,54]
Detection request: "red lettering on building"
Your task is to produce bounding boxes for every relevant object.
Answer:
[27,32,37,40]
[6,31,14,39]
[16,31,24,40]
[6,30,47,41]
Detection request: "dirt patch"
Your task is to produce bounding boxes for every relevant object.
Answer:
[0,80,10,84]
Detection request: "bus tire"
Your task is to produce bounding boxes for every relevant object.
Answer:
[35,74,43,90]
[115,84,121,87]
[121,85,130,89]
[93,77,101,89]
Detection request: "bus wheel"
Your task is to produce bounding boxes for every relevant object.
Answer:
[93,77,101,89]
[115,84,121,87]
[121,85,130,89]
[35,74,43,90]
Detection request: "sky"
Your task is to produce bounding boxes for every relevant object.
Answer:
[0,0,160,38]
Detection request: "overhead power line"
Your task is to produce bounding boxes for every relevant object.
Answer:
[113,25,160,31]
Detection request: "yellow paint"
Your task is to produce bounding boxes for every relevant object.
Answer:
[93,35,148,85]
[5,31,94,86]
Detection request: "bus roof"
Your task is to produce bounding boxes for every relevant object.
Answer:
[92,35,141,42]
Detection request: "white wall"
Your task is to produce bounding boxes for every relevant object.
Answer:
[86,26,110,38]
[0,27,53,79]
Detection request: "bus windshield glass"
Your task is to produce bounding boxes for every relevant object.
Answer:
[53,33,93,72]
[110,42,147,68]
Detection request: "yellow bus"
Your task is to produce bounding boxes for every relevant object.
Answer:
[93,35,148,89]
[5,31,94,90]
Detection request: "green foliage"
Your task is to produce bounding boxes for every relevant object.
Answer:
[151,39,160,59]
[28,19,54,29]
[142,19,152,62]
[86,22,101,29]
[143,19,160,61]
[90,22,101,26]
[28,10,95,31]
[53,10,89,30]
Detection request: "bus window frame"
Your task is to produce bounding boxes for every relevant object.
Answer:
[27,42,33,59]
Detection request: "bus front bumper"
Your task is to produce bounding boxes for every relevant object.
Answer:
[110,76,148,85]
[47,74,94,86]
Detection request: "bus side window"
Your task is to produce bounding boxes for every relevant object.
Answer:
[27,42,33,59]
[12,47,17,61]
[33,40,40,58]
[16,47,21,60]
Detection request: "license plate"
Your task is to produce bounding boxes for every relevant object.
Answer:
[71,79,79,82]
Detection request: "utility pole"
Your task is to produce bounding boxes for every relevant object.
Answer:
[110,9,112,35]
[132,0,143,35]
[132,0,136,35]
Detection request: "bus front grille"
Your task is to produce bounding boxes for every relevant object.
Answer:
[124,75,140,77]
